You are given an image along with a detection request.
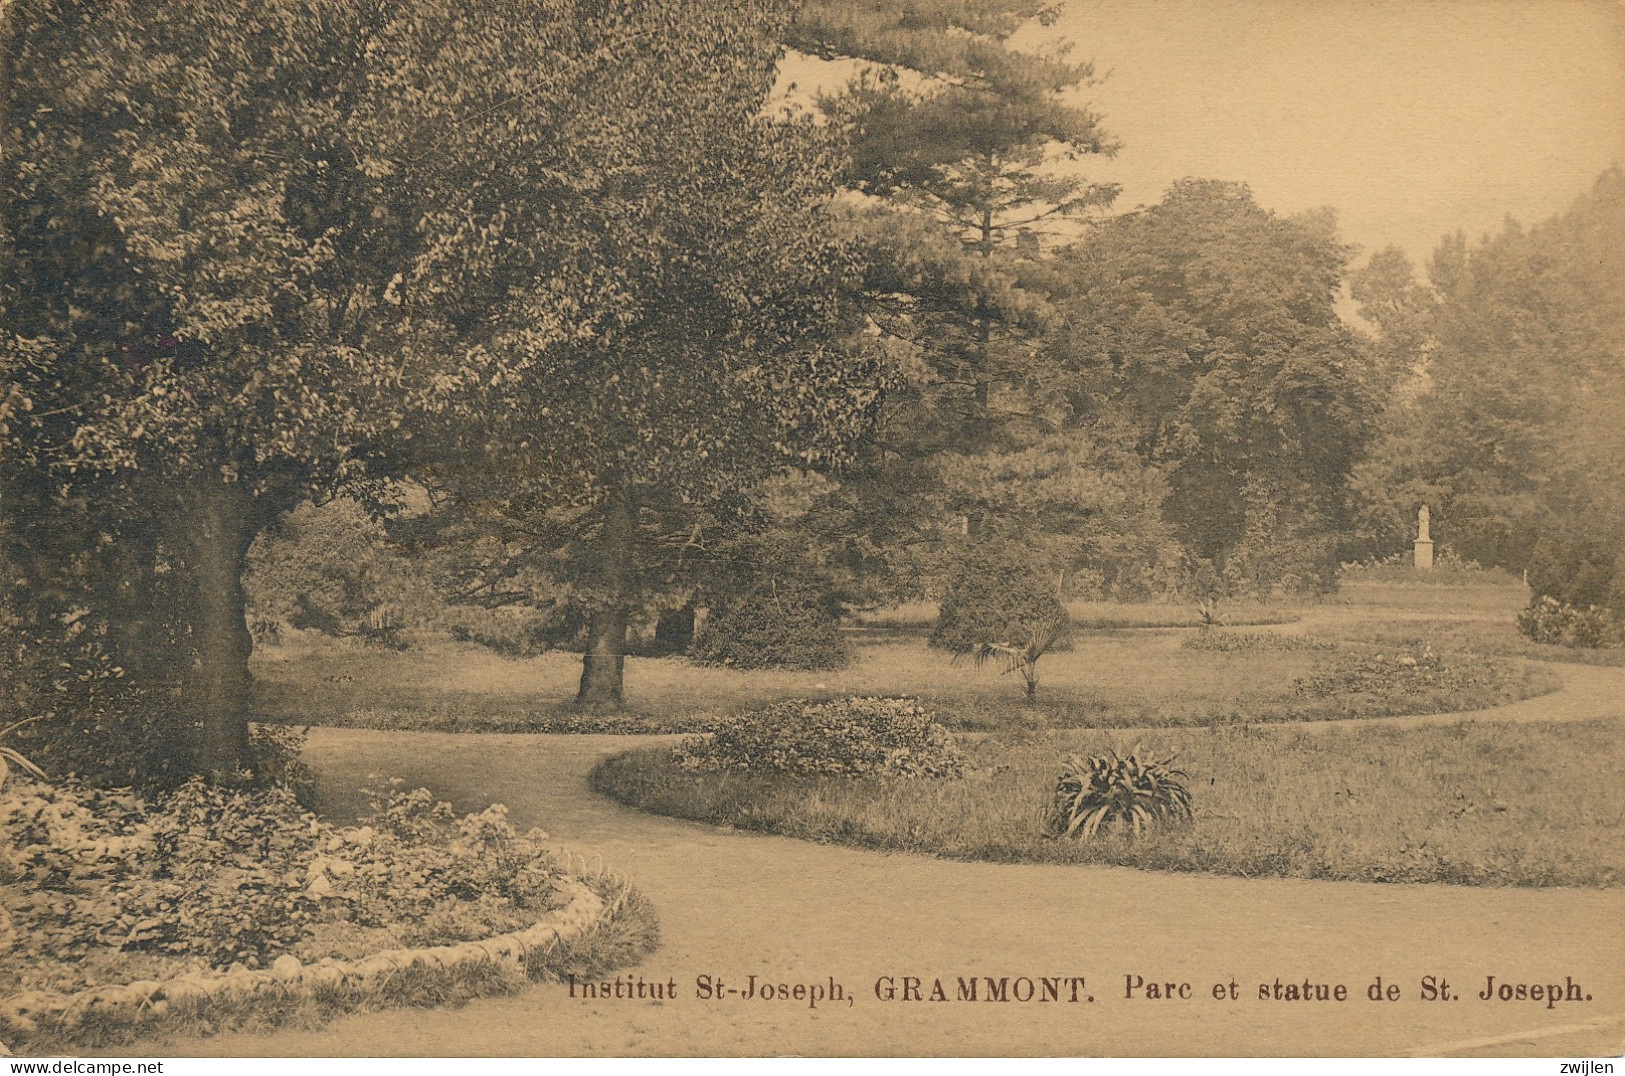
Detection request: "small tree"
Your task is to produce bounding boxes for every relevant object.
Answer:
[959,614,1066,698]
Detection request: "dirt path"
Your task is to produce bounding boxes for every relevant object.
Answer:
[159,665,1624,1058]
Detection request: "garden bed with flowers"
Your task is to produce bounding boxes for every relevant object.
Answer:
[0,773,656,1053]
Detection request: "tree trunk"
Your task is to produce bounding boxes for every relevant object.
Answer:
[576,606,629,706]
[176,475,257,778]
[575,490,635,707]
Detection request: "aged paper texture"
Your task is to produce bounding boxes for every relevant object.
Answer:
[2,0,1622,1061]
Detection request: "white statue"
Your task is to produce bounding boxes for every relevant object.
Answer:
[1418,505,1431,542]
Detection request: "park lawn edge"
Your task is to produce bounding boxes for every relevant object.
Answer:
[588,717,1625,890]
[257,656,1563,736]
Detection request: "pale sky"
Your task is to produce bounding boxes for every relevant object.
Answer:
[785,0,1625,271]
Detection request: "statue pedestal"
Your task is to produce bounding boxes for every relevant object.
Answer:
[1414,539,1434,571]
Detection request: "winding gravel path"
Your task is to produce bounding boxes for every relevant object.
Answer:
[161,662,1624,1058]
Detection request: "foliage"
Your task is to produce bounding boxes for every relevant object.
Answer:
[4,0,885,768]
[957,615,1066,698]
[1050,748,1193,840]
[0,772,563,1000]
[671,696,965,778]
[1046,179,1382,590]
[0,594,185,788]
[1524,514,1625,621]
[1515,596,1621,649]
[438,605,582,660]
[929,543,1071,653]
[688,574,849,671]
[2,0,656,772]
[245,498,437,649]
[1182,632,1337,653]
[395,0,887,704]
[785,1,1126,607]
[1349,168,1625,570]
[931,428,1185,600]
[1337,549,1520,586]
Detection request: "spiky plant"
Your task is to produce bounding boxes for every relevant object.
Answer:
[0,714,48,792]
[957,616,1066,698]
[1194,596,1228,630]
[1051,748,1193,840]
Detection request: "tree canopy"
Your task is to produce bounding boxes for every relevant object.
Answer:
[1045,179,1380,591]
[1,0,882,770]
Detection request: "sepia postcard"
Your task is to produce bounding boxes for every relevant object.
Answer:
[0,0,1621,1062]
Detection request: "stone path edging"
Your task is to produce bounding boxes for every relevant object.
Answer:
[0,875,612,1048]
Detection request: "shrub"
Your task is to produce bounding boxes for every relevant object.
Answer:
[688,575,848,670]
[1515,595,1621,649]
[672,696,965,779]
[1050,749,1193,840]
[245,498,437,649]
[440,604,580,658]
[958,616,1068,698]
[930,548,1071,654]
[0,603,182,789]
[1183,632,1338,653]
[1526,523,1624,617]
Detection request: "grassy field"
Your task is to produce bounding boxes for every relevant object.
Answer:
[590,717,1625,888]
[253,578,1560,733]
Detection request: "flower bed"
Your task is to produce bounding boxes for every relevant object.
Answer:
[1292,643,1511,707]
[0,773,654,1052]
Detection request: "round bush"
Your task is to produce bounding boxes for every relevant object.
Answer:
[688,576,848,670]
[929,553,1071,653]
[1527,529,1624,618]
[1516,595,1621,648]
[672,696,964,778]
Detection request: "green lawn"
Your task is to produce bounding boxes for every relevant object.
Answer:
[253,579,1558,733]
[591,717,1625,888]
[251,574,1619,889]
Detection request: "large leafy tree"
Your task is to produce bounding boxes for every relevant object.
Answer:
[1046,179,1380,592]
[2,0,876,770]
[378,4,885,706]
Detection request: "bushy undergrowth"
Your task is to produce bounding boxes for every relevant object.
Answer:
[1516,595,1621,649]
[439,604,580,659]
[688,577,848,670]
[1338,551,1520,586]
[1,775,567,1002]
[671,696,964,778]
[1183,631,1337,653]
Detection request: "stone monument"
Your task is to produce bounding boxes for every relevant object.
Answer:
[1414,505,1433,571]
